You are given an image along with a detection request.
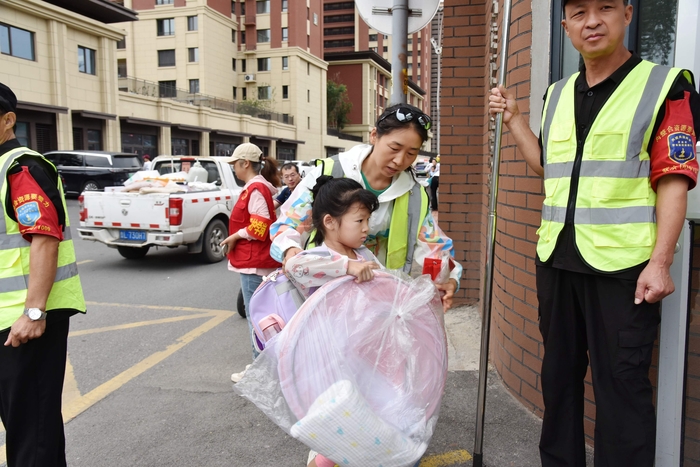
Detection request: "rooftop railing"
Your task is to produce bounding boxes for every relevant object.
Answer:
[118,76,294,126]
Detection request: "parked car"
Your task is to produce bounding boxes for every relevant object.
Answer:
[44,150,143,195]
[414,156,432,178]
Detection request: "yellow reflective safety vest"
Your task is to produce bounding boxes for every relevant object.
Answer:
[316,155,429,272]
[538,60,691,272]
[0,146,86,331]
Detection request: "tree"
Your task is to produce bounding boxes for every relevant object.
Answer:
[327,76,352,130]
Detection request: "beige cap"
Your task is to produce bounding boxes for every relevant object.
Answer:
[223,143,262,164]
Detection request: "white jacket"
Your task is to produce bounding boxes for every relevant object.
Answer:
[270,144,462,287]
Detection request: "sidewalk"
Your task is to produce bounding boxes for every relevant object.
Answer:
[439,305,594,466]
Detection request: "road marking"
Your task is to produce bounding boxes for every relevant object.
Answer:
[419,450,473,467]
[77,260,93,265]
[85,301,231,314]
[62,310,232,423]
[0,306,234,465]
[69,313,214,337]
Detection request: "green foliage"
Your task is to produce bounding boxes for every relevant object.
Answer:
[327,76,352,130]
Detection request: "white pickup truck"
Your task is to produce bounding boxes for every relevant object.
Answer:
[77,156,243,262]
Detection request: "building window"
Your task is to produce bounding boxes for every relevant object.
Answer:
[257,57,271,71]
[232,1,236,14]
[369,34,377,42]
[282,28,288,41]
[0,23,35,61]
[313,13,318,25]
[241,30,246,44]
[189,79,199,93]
[325,14,354,23]
[156,0,174,4]
[307,62,310,75]
[242,88,247,100]
[257,29,270,43]
[282,0,288,12]
[157,18,175,36]
[282,56,288,70]
[117,59,127,78]
[78,46,96,75]
[323,2,354,10]
[187,16,198,31]
[15,122,29,147]
[159,80,177,98]
[232,58,236,71]
[256,0,270,14]
[383,45,388,52]
[325,27,354,36]
[307,116,310,129]
[158,49,176,67]
[258,86,272,100]
[188,47,199,62]
[232,29,236,42]
[324,39,355,48]
[233,86,237,99]
[282,85,289,99]
[240,1,246,15]
[241,59,246,72]
[116,37,126,49]
[307,89,310,102]
[87,129,102,151]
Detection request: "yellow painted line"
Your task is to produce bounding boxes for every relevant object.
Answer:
[69,313,214,337]
[419,450,473,467]
[85,301,231,314]
[62,355,81,409]
[62,310,232,423]
[77,259,93,265]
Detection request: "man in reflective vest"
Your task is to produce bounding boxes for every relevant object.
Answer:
[0,83,86,467]
[489,1,699,465]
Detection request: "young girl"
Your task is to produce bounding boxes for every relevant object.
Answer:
[286,176,382,467]
[220,143,280,383]
[285,176,381,298]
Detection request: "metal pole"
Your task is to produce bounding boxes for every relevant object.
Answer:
[472,0,513,465]
[390,0,408,105]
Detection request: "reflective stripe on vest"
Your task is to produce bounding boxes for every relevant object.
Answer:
[538,60,686,271]
[0,147,86,330]
[320,156,428,273]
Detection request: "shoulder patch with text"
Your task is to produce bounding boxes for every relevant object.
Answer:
[668,132,696,164]
[17,201,42,227]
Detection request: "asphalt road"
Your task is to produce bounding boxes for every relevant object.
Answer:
[0,199,559,467]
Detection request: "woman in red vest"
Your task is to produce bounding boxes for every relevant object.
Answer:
[220,143,280,382]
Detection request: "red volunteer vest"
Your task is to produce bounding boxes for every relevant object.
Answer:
[228,182,281,269]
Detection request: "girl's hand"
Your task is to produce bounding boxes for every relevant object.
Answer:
[436,279,458,313]
[347,261,379,283]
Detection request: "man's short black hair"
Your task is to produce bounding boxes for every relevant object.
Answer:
[281,162,299,173]
[562,0,629,8]
[0,83,18,114]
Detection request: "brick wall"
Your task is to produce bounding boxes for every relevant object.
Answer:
[440,0,490,305]
[685,224,700,464]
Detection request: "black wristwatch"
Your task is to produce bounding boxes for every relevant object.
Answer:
[24,307,47,321]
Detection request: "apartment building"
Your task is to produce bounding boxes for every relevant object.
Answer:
[319,1,432,148]
[116,0,344,160]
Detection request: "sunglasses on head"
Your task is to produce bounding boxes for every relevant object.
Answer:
[377,107,432,130]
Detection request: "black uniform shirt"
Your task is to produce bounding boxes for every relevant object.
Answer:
[537,54,700,278]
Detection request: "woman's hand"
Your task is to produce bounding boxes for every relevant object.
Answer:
[282,247,303,271]
[347,261,379,283]
[219,234,239,254]
[436,279,458,313]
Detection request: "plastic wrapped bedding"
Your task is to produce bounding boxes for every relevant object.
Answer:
[234,271,448,467]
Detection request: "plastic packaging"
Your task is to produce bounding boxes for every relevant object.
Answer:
[422,250,452,284]
[235,271,447,467]
[186,161,209,183]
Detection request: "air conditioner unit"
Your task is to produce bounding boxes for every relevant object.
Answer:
[244,74,256,82]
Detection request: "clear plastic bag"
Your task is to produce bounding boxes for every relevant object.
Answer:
[234,271,447,467]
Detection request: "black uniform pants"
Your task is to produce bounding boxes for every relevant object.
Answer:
[536,266,660,467]
[0,318,70,467]
[429,176,439,211]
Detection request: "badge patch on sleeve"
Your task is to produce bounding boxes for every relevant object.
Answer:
[17,201,41,227]
[668,132,696,164]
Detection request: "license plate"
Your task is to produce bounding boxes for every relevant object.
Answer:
[119,230,147,241]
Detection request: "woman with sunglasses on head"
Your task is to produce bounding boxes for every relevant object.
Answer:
[270,103,462,312]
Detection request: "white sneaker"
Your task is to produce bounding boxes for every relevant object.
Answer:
[307,450,318,466]
[230,364,251,383]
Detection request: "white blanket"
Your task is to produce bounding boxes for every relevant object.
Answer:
[290,380,426,467]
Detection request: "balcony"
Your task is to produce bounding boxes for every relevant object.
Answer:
[118,76,294,126]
